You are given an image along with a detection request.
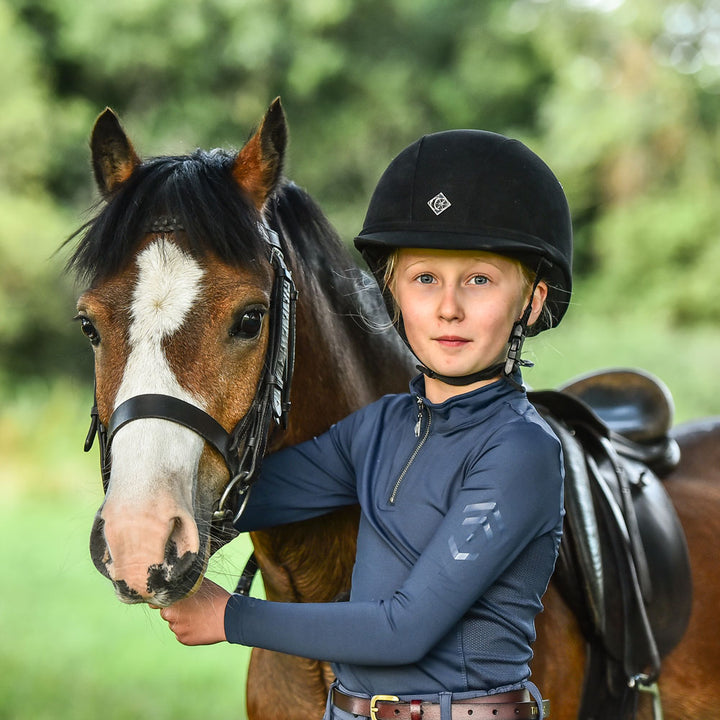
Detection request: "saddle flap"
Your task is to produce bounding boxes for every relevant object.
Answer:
[559,368,674,443]
[621,458,693,656]
[543,402,693,666]
[532,378,693,720]
[541,414,606,634]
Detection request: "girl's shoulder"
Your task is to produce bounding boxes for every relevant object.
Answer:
[507,394,561,439]
[464,407,565,504]
[350,390,414,420]
[483,397,563,465]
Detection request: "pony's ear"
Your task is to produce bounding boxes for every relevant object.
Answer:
[233,97,288,210]
[90,108,142,198]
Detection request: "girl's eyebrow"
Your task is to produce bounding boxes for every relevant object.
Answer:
[400,258,435,272]
[468,255,506,267]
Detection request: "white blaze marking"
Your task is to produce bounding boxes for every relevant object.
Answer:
[110,240,207,502]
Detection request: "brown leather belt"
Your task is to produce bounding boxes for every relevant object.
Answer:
[332,688,550,720]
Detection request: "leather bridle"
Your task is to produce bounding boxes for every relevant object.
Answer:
[83,220,297,527]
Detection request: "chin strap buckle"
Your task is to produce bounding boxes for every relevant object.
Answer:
[504,320,527,377]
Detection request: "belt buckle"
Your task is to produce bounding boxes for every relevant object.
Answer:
[369,695,399,720]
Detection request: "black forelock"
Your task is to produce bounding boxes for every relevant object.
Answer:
[66,149,269,285]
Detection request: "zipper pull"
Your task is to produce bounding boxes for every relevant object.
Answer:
[414,397,424,437]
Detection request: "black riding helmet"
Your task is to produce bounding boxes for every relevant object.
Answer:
[354,129,573,387]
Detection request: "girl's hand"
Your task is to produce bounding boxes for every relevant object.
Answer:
[157,577,231,645]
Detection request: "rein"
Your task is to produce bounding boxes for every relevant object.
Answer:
[83,219,297,527]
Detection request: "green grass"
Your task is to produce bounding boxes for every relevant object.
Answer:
[0,490,255,720]
[0,380,256,720]
[1,316,719,719]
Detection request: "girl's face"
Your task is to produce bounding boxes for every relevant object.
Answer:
[391,248,547,403]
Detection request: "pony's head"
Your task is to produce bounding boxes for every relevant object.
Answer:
[71,100,290,605]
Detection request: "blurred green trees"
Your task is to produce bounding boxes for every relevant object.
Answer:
[1,0,719,386]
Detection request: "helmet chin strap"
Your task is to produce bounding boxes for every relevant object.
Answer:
[416,262,546,392]
[416,360,508,387]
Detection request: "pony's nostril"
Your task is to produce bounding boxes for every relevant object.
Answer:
[160,515,201,578]
[168,511,200,558]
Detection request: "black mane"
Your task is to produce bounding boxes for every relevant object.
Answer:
[269,182,381,320]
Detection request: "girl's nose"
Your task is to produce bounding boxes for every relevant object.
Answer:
[438,286,464,321]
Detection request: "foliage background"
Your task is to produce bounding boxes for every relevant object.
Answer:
[1,0,720,717]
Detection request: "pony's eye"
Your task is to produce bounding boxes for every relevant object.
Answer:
[230,309,265,339]
[76,315,100,346]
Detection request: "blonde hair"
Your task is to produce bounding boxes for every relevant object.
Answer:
[381,249,402,325]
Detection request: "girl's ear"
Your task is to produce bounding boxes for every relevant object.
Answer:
[527,280,548,327]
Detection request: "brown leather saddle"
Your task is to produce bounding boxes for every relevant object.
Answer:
[529,368,692,720]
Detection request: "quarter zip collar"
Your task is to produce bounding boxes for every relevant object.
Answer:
[408,371,525,435]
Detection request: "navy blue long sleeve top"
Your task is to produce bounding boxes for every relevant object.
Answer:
[225,374,564,697]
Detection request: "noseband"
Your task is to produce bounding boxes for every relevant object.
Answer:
[84,219,297,526]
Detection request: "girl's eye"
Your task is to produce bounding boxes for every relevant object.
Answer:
[470,275,489,285]
[230,309,265,339]
[417,273,435,284]
[76,316,100,346]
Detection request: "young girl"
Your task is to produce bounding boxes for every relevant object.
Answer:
[158,129,573,720]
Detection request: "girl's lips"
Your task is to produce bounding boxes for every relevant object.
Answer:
[435,336,470,347]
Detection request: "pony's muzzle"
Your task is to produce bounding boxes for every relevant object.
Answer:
[90,499,201,603]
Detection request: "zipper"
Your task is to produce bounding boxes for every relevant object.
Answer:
[388,397,432,505]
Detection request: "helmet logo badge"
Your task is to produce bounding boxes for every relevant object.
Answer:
[427,192,452,216]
